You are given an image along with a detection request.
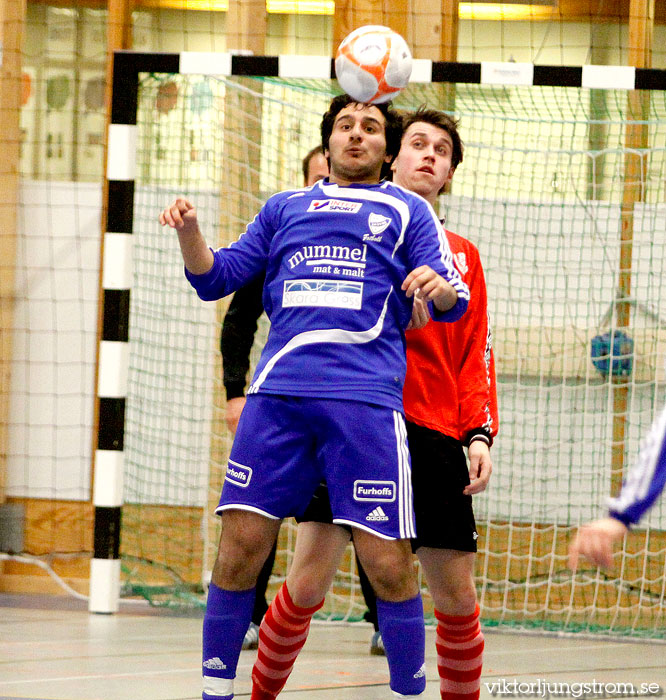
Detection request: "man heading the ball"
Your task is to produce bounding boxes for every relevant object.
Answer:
[159,94,469,700]
[249,106,497,700]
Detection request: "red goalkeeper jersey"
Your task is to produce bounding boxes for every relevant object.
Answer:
[403,229,498,445]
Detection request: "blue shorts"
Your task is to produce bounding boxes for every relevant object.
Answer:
[217,394,416,540]
[299,422,478,552]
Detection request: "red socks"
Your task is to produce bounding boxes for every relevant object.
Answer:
[434,603,484,700]
[250,583,324,699]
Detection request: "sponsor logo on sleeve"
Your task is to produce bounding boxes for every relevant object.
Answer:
[283,280,363,309]
[307,199,363,213]
[354,480,396,502]
[226,460,252,488]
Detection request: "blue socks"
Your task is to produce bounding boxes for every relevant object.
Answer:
[202,583,256,700]
[202,585,425,698]
[376,594,426,697]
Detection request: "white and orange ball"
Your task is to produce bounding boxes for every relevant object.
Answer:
[335,25,413,104]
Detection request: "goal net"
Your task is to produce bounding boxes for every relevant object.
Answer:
[120,57,666,637]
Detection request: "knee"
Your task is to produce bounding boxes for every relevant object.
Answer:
[431,578,478,616]
[286,567,329,608]
[212,521,274,590]
[213,539,261,590]
[364,553,418,601]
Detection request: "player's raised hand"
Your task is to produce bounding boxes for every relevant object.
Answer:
[402,265,457,312]
[464,440,492,495]
[159,197,199,236]
[568,517,628,571]
[160,197,214,275]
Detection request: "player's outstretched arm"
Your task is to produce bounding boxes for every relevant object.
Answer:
[159,197,214,275]
[401,265,457,313]
[568,517,628,571]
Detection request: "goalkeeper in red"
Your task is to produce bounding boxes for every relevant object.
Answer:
[160,95,469,700]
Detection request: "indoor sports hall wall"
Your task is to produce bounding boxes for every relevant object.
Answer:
[18,5,666,184]
[2,4,666,636]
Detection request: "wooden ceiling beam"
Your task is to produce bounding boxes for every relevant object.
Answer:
[556,0,664,23]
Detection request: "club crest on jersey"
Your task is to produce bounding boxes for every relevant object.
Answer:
[454,252,468,275]
[226,459,252,488]
[354,480,396,502]
[307,199,362,213]
[367,212,391,237]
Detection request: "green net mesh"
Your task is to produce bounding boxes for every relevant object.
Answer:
[122,72,666,637]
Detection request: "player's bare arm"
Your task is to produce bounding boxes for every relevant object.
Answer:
[568,517,628,571]
[464,441,492,495]
[401,265,457,312]
[159,197,214,275]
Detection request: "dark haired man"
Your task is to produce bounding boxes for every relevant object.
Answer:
[159,94,469,700]
[250,107,497,700]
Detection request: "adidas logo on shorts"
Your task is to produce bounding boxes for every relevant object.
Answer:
[365,506,389,522]
[203,657,227,670]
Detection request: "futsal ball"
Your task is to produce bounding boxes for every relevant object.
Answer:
[590,330,634,377]
[335,25,413,104]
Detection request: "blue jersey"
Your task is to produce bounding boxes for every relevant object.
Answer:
[608,402,666,526]
[186,178,469,411]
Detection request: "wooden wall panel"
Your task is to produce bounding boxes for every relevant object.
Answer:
[0,499,206,594]
[333,0,409,52]
[0,498,92,596]
[121,503,205,587]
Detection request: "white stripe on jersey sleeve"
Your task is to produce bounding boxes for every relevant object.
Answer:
[608,402,666,523]
[434,216,469,301]
[248,288,393,393]
[387,182,469,301]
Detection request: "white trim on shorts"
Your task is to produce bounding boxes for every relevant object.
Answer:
[214,503,281,519]
[332,518,397,540]
[394,411,416,539]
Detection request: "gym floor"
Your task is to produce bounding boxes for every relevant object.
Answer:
[1,594,665,700]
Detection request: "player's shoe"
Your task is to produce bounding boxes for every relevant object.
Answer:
[370,630,385,656]
[242,621,260,650]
